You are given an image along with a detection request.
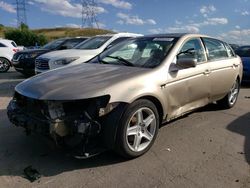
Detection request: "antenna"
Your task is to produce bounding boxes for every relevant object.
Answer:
[81,0,99,29]
[15,0,27,27]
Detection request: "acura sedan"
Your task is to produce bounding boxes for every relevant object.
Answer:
[7,34,242,159]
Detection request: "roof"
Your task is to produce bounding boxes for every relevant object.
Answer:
[0,38,15,46]
[96,32,143,37]
[144,33,188,38]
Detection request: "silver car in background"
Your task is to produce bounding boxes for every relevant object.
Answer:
[8,33,242,159]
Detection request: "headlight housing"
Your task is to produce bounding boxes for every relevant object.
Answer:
[23,53,39,59]
[53,57,79,65]
[99,102,120,117]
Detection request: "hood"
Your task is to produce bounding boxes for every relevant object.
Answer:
[17,49,49,54]
[39,49,101,60]
[15,63,149,100]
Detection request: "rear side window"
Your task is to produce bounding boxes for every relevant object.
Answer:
[203,38,228,61]
[0,42,6,47]
[11,41,17,47]
[235,46,250,57]
[224,43,235,58]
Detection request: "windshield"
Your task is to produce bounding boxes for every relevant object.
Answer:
[90,37,177,68]
[235,46,250,57]
[74,36,112,50]
[42,39,65,50]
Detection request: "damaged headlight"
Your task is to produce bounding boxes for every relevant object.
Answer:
[99,102,120,117]
[53,57,79,65]
[47,101,65,119]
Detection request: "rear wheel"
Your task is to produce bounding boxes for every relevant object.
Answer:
[217,79,240,109]
[115,99,159,158]
[0,57,11,73]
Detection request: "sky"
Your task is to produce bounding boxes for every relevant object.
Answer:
[0,0,250,44]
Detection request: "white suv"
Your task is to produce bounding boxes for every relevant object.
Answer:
[0,39,19,72]
[35,33,142,74]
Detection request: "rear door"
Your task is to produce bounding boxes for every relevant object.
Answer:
[202,38,239,101]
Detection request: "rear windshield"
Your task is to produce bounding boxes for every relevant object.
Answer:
[235,46,250,57]
[74,36,111,50]
[11,41,17,47]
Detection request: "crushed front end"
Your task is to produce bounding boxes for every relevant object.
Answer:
[7,92,112,158]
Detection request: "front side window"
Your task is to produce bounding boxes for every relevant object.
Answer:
[92,37,177,68]
[75,36,112,50]
[203,38,228,61]
[177,38,206,63]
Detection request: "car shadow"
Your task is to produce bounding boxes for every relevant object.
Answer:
[0,108,126,179]
[227,112,250,164]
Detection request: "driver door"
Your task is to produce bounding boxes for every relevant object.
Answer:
[165,38,211,119]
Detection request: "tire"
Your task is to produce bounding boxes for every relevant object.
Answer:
[217,79,240,109]
[115,99,159,159]
[0,57,11,73]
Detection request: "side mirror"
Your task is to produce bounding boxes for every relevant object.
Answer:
[176,57,197,69]
[59,45,68,50]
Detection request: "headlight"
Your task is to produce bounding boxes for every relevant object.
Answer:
[53,57,79,65]
[23,53,39,59]
[99,102,120,117]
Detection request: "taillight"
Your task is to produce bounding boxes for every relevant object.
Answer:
[13,48,19,53]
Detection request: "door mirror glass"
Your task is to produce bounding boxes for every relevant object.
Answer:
[176,57,197,68]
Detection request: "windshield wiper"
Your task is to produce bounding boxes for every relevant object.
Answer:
[106,55,134,67]
[97,55,109,64]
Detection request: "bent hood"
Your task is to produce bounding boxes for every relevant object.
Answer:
[15,63,150,100]
[40,49,101,60]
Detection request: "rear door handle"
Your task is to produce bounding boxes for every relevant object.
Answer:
[203,69,210,75]
[233,63,239,68]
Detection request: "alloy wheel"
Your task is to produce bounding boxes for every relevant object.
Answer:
[126,107,157,152]
[228,80,239,106]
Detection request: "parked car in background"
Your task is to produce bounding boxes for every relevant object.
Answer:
[0,38,19,72]
[229,44,240,51]
[35,33,142,74]
[12,37,88,76]
[235,46,250,82]
[8,34,242,159]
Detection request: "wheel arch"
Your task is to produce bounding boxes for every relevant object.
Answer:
[134,95,164,123]
[0,56,12,66]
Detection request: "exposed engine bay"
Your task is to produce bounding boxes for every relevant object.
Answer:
[7,92,117,158]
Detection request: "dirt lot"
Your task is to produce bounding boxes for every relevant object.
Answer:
[0,69,250,188]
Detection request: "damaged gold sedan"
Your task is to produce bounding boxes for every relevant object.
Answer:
[7,34,243,158]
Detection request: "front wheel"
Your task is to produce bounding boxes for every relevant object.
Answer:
[115,99,159,158]
[217,79,240,109]
[0,57,11,73]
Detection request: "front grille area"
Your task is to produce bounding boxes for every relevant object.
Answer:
[35,58,49,70]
